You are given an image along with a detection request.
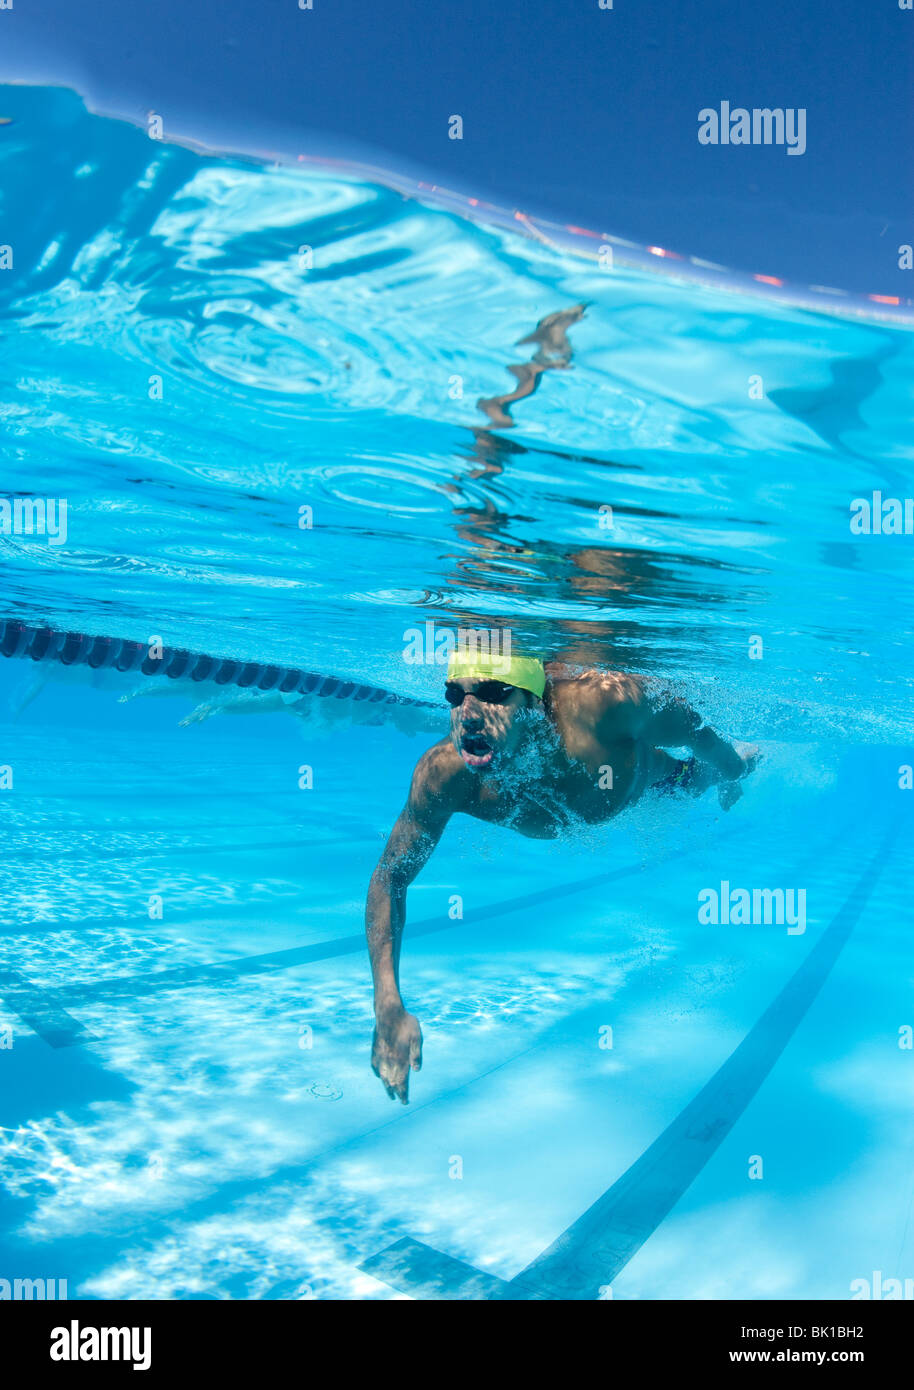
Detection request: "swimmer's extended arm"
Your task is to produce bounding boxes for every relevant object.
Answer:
[367,747,453,1102]
[178,689,290,725]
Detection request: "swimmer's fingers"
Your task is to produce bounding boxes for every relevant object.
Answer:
[409,1026,423,1073]
[393,1071,411,1105]
[371,1047,408,1102]
[385,1053,412,1104]
[371,1012,420,1102]
[179,703,216,727]
[734,741,761,775]
[378,1057,410,1104]
[372,1057,400,1101]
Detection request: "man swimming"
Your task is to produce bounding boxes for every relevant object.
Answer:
[367,650,758,1102]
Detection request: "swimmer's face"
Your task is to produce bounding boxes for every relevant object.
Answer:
[445,679,533,771]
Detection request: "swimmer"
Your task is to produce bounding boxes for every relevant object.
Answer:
[368,652,758,1101]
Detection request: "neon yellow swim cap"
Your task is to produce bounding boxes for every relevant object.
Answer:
[446,648,546,699]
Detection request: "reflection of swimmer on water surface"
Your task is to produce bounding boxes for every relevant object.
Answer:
[516,303,592,363]
[476,303,588,428]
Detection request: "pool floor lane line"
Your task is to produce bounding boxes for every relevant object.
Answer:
[0,971,96,1049]
[0,831,753,1047]
[359,821,899,1300]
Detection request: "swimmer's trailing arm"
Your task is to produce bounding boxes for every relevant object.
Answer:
[367,755,450,1103]
[643,690,752,783]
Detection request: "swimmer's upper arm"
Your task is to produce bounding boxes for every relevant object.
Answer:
[373,744,460,891]
[586,673,701,745]
[638,684,703,746]
[587,672,652,741]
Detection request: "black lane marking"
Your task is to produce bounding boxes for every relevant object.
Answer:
[0,970,96,1049]
[0,839,721,1044]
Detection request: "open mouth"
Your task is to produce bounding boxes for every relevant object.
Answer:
[460,733,495,769]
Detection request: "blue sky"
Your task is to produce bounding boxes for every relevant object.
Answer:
[1,0,911,296]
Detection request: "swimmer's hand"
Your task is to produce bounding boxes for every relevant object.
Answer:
[179,701,220,726]
[718,742,761,810]
[371,1006,422,1104]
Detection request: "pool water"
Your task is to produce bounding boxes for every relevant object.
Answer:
[0,84,912,1302]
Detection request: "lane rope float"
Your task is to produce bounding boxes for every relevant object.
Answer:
[0,618,440,714]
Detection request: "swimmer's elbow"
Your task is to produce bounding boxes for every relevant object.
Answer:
[647,695,703,746]
[370,851,414,897]
[369,859,398,895]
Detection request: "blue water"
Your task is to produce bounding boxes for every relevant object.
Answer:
[0,85,912,1301]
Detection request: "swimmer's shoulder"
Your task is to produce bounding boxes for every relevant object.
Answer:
[546,664,647,714]
[409,738,474,815]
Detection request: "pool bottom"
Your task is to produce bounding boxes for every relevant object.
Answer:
[0,686,911,1300]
